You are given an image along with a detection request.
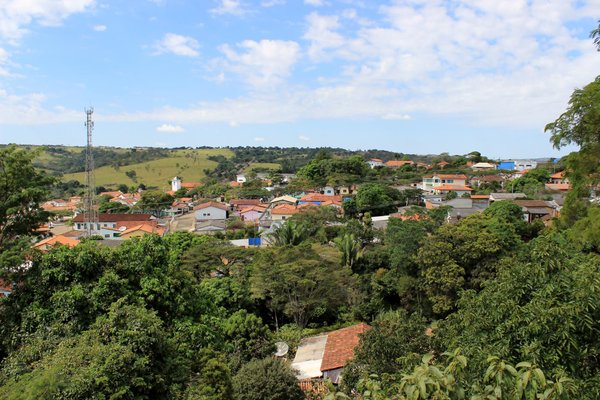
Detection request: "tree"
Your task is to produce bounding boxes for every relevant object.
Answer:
[545,75,600,225]
[250,244,353,328]
[355,183,400,216]
[335,233,362,268]
[232,358,304,400]
[135,190,174,216]
[0,145,54,250]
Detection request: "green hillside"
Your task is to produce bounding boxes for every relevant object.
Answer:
[63,148,233,189]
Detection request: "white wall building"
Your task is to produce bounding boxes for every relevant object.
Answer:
[171,176,182,192]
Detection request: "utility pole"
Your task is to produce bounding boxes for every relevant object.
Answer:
[84,107,98,236]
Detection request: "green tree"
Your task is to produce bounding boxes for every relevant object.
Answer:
[335,233,363,268]
[135,190,174,216]
[250,244,353,328]
[0,145,54,251]
[355,183,400,216]
[233,358,304,400]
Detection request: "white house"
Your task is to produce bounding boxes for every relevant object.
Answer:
[470,162,496,171]
[236,174,247,184]
[367,158,384,169]
[514,160,538,171]
[171,176,182,192]
[194,201,228,221]
[321,186,335,196]
[421,174,469,192]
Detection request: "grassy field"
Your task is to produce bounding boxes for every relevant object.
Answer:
[244,162,281,173]
[63,148,233,189]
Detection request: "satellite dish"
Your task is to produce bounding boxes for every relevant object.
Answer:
[274,341,289,357]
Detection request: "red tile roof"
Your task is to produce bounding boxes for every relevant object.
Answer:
[470,195,490,199]
[120,223,166,236]
[389,213,424,221]
[271,204,299,215]
[545,183,571,191]
[550,171,565,179]
[435,185,473,191]
[193,201,228,211]
[320,323,370,372]
[301,193,344,203]
[32,235,80,250]
[370,158,383,162]
[230,199,263,207]
[181,182,202,189]
[513,200,551,208]
[385,160,414,168]
[436,174,468,180]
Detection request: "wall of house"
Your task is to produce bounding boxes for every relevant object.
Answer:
[195,207,227,221]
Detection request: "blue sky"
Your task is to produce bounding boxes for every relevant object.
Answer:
[0,0,598,158]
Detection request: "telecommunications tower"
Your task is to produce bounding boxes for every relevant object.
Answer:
[84,107,98,236]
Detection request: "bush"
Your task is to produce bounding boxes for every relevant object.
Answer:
[232,358,304,400]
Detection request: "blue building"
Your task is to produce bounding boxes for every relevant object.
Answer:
[498,161,515,170]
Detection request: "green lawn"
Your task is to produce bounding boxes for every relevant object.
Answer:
[244,162,281,173]
[63,148,233,189]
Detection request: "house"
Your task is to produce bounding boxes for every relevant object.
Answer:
[292,323,370,385]
[432,185,473,196]
[471,162,496,171]
[270,204,299,221]
[512,200,558,223]
[367,158,384,169]
[32,234,80,251]
[549,171,569,184]
[194,201,228,221]
[337,184,359,196]
[72,213,155,233]
[229,198,263,211]
[0,280,12,297]
[165,199,192,216]
[109,192,141,207]
[514,160,537,171]
[421,174,469,192]
[300,193,344,206]
[497,161,515,170]
[436,161,450,169]
[489,193,527,202]
[195,220,227,233]
[385,160,414,169]
[270,195,298,207]
[545,183,571,192]
[41,197,81,213]
[236,174,247,184]
[120,223,166,239]
[321,186,335,196]
[239,205,267,222]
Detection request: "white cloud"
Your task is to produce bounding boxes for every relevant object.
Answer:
[382,113,411,120]
[299,135,310,141]
[261,0,285,7]
[254,136,266,141]
[153,33,200,57]
[305,0,325,6]
[93,24,106,32]
[219,39,300,87]
[210,0,247,16]
[156,123,185,132]
[0,0,95,42]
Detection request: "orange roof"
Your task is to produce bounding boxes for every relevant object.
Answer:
[229,181,241,187]
[239,205,267,213]
[181,182,202,189]
[120,224,165,236]
[390,213,424,221]
[194,201,228,211]
[370,158,383,162]
[385,160,414,167]
[435,185,472,191]
[470,195,490,199]
[301,193,344,203]
[320,323,370,372]
[230,199,263,207]
[437,161,450,166]
[32,235,79,250]
[271,204,299,215]
[550,171,565,179]
[436,174,468,180]
[545,183,571,191]
[100,191,123,198]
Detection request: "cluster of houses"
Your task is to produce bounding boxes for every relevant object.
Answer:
[368,158,540,171]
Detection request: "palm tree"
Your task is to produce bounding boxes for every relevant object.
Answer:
[334,233,362,268]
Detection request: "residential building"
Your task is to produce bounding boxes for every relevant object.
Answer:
[292,323,370,385]
[270,204,299,221]
[385,160,414,168]
[229,198,263,211]
[72,213,155,233]
[549,171,569,184]
[421,174,469,192]
[0,280,12,297]
[236,174,247,184]
[470,162,496,171]
[195,220,227,233]
[367,158,384,169]
[238,205,267,222]
[32,234,80,251]
[545,183,571,192]
[470,175,506,188]
[489,193,527,202]
[194,201,228,221]
[513,200,558,223]
[120,224,166,239]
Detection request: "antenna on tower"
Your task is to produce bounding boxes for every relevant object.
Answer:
[84,107,98,236]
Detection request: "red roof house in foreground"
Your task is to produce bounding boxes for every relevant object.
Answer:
[292,323,370,385]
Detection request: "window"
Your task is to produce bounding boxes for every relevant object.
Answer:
[447,179,454,183]
[104,234,109,238]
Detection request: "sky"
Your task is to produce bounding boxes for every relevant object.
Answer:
[0,0,598,158]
